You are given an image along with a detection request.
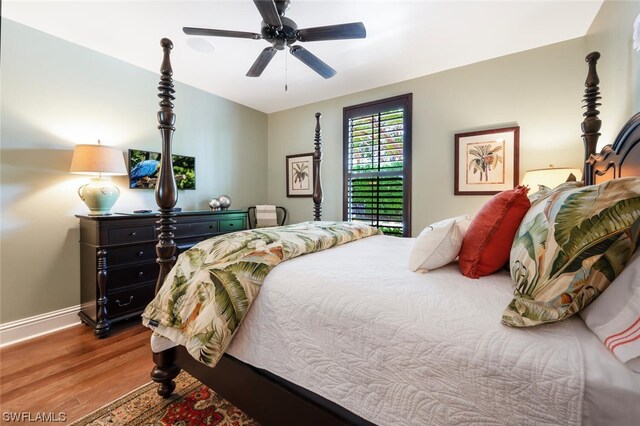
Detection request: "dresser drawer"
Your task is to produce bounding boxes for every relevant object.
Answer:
[174,221,218,238]
[176,238,208,254]
[108,243,157,266]
[190,221,219,236]
[108,225,155,244]
[219,218,244,233]
[107,262,159,289]
[107,283,156,319]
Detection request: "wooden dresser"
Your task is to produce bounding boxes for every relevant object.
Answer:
[77,210,247,337]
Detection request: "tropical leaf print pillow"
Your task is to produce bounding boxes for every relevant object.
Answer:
[527,181,583,204]
[502,177,640,327]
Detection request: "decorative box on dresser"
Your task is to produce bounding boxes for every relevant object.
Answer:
[77,210,247,337]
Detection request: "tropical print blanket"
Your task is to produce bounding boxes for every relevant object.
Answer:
[142,221,381,367]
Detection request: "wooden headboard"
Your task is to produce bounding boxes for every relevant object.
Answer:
[581,51,640,184]
[586,112,640,184]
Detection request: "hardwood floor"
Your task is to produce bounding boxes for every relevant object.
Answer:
[0,319,154,424]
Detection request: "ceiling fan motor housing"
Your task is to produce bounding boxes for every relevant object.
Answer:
[261,16,298,50]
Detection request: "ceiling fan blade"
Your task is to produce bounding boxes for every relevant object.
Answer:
[289,46,336,79]
[296,22,366,42]
[253,0,283,29]
[183,27,262,40]
[246,47,278,77]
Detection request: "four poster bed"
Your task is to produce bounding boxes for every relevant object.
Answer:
[144,39,640,425]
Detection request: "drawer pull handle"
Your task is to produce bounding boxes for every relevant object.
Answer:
[209,225,215,229]
[138,271,144,277]
[115,296,134,307]
[137,251,144,257]
[229,223,234,227]
[129,232,137,237]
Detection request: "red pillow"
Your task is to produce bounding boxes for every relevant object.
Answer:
[459,186,530,278]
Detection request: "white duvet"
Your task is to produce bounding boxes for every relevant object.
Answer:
[154,234,640,425]
[227,235,587,425]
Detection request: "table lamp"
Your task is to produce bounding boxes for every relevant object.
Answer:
[69,141,127,215]
[521,165,582,193]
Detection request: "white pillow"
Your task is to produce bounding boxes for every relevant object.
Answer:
[409,215,470,272]
[580,250,640,372]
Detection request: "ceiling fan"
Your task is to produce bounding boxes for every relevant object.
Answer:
[183,0,366,79]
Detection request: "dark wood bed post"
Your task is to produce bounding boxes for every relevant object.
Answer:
[581,51,602,185]
[313,112,323,220]
[151,37,181,398]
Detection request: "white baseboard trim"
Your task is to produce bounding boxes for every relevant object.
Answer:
[0,305,82,348]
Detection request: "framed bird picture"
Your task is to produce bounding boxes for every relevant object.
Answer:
[128,149,196,190]
[454,126,520,195]
[286,152,314,197]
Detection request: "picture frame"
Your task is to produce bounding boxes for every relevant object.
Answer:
[286,153,314,197]
[454,126,520,195]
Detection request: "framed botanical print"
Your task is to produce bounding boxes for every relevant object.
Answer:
[286,153,314,197]
[454,126,520,195]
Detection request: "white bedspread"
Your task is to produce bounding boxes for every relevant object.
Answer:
[226,235,587,425]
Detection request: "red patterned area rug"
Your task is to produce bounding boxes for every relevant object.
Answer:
[70,372,259,425]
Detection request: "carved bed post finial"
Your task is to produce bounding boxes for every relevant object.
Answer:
[582,51,602,185]
[313,112,323,221]
[152,37,180,399]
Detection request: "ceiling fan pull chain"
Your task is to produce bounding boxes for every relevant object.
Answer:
[285,40,288,92]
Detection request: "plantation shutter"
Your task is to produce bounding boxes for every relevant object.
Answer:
[343,94,412,237]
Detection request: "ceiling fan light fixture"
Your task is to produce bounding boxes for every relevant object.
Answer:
[186,37,216,53]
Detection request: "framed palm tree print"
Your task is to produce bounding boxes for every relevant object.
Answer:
[454,126,520,195]
[286,152,314,197]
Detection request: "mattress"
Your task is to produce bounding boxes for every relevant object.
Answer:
[220,235,640,425]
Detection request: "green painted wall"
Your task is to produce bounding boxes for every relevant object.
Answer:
[0,19,268,323]
[268,39,588,230]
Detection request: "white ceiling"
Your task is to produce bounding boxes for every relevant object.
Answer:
[4,0,604,114]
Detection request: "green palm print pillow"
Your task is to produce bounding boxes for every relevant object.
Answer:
[503,177,640,327]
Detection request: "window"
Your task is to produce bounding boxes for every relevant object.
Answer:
[343,94,412,237]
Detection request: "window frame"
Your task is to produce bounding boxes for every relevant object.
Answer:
[342,93,412,237]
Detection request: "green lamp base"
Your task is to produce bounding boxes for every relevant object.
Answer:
[78,177,121,216]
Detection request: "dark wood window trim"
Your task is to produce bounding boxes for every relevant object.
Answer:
[343,93,412,237]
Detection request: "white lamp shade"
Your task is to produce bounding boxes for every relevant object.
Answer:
[70,144,127,176]
[521,167,582,191]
